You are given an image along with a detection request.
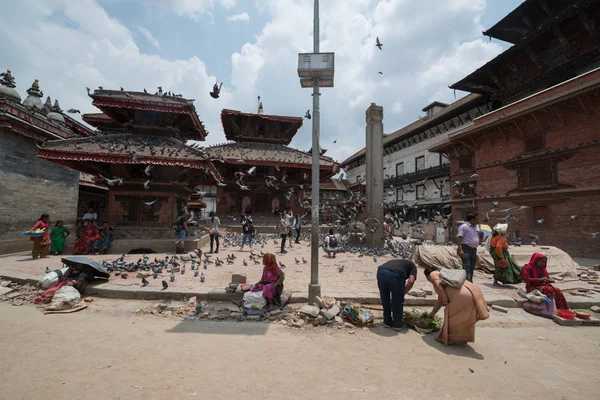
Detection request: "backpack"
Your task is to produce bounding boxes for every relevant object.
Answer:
[328,235,338,248]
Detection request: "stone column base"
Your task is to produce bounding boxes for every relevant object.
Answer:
[308,283,322,305]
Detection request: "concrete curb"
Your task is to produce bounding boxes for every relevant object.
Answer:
[1,270,597,309]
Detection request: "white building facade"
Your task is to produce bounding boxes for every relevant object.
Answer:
[342,96,493,220]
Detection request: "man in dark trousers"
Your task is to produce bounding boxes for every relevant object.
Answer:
[377,259,417,330]
[456,212,483,282]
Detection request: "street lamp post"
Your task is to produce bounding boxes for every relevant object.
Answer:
[297,0,334,305]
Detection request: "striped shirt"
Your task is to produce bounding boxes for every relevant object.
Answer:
[458,222,481,248]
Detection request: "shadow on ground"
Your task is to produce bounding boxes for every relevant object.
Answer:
[421,334,485,360]
[166,320,269,336]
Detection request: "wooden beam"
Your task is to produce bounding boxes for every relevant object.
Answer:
[552,106,565,125]
[512,120,524,137]
[524,44,543,70]
[469,136,477,149]
[576,9,597,36]
[482,131,493,146]
[497,125,508,141]
[531,113,543,131]
[577,97,591,117]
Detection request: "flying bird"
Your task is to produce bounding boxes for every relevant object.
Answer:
[376,36,383,50]
[304,109,311,119]
[210,81,223,99]
[143,179,152,190]
[144,165,153,176]
[378,71,383,75]
[66,109,81,114]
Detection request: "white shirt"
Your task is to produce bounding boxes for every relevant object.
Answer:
[83,212,97,226]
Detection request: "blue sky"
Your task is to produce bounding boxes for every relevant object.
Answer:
[0,0,523,162]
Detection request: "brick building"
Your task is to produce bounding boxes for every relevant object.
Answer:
[206,107,339,218]
[429,0,600,257]
[37,88,220,241]
[0,70,95,254]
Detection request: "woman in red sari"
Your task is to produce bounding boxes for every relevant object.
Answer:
[521,252,569,310]
[253,253,285,310]
[29,214,50,259]
[73,223,98,255]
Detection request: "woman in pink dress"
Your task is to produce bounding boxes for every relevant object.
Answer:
[29,214,50,259]
[253,253,285,310]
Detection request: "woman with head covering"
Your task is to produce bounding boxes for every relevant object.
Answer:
[253,253,285,310]
[489,223,522,286]
[424,265,489,345]
[521,253,569,310]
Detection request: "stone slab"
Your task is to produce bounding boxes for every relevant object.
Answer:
[324,305,340,320]
[553,315,582,326]
[0,286,15,296]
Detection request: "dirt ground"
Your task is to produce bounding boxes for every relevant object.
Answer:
[1,301,599,400]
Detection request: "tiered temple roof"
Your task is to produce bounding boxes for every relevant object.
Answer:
[87,89,208,140]
[38,87,220,182]
[220,109,303,145]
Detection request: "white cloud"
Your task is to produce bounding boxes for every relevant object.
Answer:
[0,0,510,164]
[138,26,162,50]
[166,0,236,21]
[391,102,403,113]
[227,12,249,22]
[219,0,236,9]
[230,0,506,161]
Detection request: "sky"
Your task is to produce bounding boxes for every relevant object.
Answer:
[0,0,523,163]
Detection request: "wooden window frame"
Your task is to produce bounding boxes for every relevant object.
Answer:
[396,162,404,177]
[415,156,425,172]
[518,161,557,190]
[396,188,403,202]
[523,133,545,154]
[416,184,425,200]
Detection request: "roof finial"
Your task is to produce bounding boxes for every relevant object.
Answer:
[26,79,42,98]
[0,69,16,88]
[52,99,62,113]
[44,96,52,111]
[258,101,264,115]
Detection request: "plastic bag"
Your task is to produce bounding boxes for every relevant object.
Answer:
[518,288,548,303]
[243,291,267,310]
[46,286,81,311]
[39,268,69,289]
[342,304,374,326]
[523,298,555,319]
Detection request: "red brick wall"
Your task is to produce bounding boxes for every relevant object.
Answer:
[448,92,600,257]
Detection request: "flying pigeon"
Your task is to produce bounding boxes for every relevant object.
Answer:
[305,109,311,119]
[66,109,81,114]
[210,81,223,99]
[376,36,383,50]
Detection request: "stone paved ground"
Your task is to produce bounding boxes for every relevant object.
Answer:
[2,238,599,306]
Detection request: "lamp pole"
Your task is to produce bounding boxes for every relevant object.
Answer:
[308,0,321,304]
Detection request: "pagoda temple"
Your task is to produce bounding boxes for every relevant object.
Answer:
[38,88,221,241]
[429,0,600,257]
[206,105,339,217]
[0,70,96,254]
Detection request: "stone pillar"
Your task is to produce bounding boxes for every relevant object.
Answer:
[365,103,384,247]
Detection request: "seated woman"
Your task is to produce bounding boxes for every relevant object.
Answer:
[50,220,70,256]
[73,221,98,255]
[521,252,569,310]
[88,231,105,255]
[425,266,489,345]
[253,253,285,310]
[488,223,522,286]
[99,222,113,254]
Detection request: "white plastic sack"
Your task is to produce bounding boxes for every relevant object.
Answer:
[39,268,69,289]
[46,286,81,311]
[243,291,267,310]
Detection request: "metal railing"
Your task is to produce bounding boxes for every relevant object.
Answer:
[384,163,450,187]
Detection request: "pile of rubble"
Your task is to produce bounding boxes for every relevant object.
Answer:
[0,280,37,306]
[284,296,345,329]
